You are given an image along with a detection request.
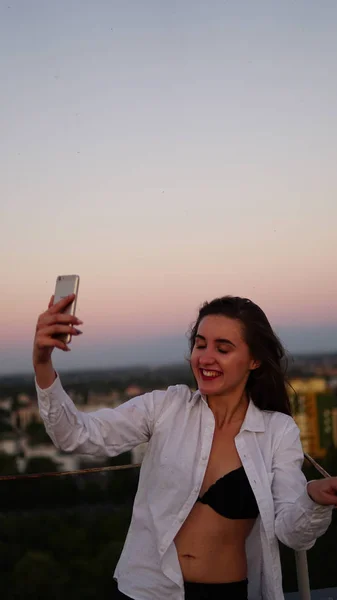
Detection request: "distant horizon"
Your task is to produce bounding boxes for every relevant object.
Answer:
[1,321,337,377]
[1,348,337,380]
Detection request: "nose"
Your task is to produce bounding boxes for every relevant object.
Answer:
[199,349,217,366]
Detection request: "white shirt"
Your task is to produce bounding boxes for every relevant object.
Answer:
[36,376,332,600]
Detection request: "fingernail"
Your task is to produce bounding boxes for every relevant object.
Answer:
[74,329,83,335]
[76,319,83,324]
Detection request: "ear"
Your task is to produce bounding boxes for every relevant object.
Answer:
[250,359,261,371]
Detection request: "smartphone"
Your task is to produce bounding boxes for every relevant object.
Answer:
[53,274,80,344]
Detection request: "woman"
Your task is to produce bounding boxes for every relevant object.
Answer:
[33,294,337,600]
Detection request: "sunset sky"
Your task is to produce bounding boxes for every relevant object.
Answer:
[1,1,337,374]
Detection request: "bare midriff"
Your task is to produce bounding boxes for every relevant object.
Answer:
[174,501,255,583]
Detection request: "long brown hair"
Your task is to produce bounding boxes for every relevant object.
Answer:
[189,296,292,415]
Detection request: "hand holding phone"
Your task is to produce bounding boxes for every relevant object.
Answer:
[33,275,82,369]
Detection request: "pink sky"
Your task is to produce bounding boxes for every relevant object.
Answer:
[1,1,337,373]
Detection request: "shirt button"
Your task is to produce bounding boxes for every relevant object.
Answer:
[202,455,208,461]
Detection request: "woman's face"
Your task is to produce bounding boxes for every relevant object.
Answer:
[190,314,258,397]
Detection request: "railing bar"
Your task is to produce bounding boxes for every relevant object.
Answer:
[304,453,331,479]
[0,462,141,481]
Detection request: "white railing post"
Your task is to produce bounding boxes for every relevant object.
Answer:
[295,550,311,600]
[293,453,332,600]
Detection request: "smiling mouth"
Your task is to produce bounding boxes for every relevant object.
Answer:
[199,369,222,380]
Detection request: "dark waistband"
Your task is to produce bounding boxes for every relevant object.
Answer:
[184,579,248,600]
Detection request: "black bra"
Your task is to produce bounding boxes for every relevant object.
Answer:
[197,466,259,519]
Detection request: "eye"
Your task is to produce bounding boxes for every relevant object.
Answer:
[195,345,206,350]
[217,349,228,354]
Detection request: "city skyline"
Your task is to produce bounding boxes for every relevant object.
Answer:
[1,1,337,374]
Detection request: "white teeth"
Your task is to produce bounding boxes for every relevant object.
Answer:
[202,369,220,377]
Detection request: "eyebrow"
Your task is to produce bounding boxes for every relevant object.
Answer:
[195,334,236,348]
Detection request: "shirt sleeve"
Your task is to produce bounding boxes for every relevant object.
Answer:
[272,418,333,551]
[36,374,167,457]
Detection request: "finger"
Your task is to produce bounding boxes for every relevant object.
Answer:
[35,337,71,352]
[48,295,54,309]
[38,313,83,328]
[38,324,82,337]
[49,294,76,315]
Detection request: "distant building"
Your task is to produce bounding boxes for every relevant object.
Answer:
[17,393,31,405]
[125,385,143,398]
[21,439,62,464]
[0,397,13,411]
[290,389,337,458]
[290,377,327,394]
[86,391,122,407]
[0,435,17,455]
[13,404,42,429]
